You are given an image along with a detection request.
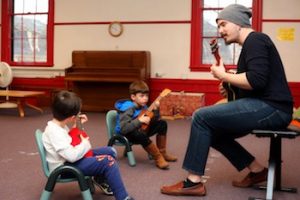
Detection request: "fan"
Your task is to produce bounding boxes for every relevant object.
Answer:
[0,62,17,108]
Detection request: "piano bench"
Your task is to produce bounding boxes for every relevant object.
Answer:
[249,129,300,200]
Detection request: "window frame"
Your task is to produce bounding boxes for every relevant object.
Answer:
[1,0,54,67]
[190,0,262,72]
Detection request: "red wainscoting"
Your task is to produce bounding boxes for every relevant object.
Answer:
[150,78,221,106]
[12,76,65,89]
[11,77,66,106]
[289,82,300,108]
[10,77,300,108]
[150,78,300,108]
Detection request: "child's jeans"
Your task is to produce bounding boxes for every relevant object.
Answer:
[71,146,129,200]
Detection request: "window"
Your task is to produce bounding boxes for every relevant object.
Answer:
[1,0,54,66]
[190,0,262,71]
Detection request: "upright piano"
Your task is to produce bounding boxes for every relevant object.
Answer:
[65,51,150,111]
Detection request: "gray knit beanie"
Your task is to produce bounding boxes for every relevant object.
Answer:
[216,4,252,27]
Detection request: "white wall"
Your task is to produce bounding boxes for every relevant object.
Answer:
[263,0,300,82]
[263,23,300,82]
[8,0,300,82]
[13,0,198,78]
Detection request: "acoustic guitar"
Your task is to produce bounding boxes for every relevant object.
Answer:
[139,88,172,131]
[209,38,237,101]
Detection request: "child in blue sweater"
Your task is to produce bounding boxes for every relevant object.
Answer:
[115,80,177,169]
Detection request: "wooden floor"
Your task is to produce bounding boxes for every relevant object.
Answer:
[0,108,299,200]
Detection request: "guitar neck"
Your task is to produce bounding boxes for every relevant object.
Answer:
[213,50,221,66]
[210,38,221,66]
[146,88,171,112]
[147,95,163,112]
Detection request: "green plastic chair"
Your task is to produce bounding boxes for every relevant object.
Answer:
[35,129,95,200]
[106,110,136,167]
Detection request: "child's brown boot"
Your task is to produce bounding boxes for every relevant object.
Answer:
[144,142,169,169]
[156,135,177,162]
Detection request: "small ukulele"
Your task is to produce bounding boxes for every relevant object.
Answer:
[69,114,93,157]
[139,88,172,131]
[209,38,237,101]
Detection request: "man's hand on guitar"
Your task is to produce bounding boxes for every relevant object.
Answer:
[210,59,227,81]
[138,113,151,125]
[219,82,228,98]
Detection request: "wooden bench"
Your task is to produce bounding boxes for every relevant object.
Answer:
[249,129,300,200]
[0,90,45,117]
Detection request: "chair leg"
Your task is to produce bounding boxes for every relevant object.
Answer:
[40,190,52,200]
[272,137,297,193]
[249,137,277,200]
[108,135,137,167]
[87,177,95,194]
[266,160,276,200]
[41,172,58,200]
[81,190,93,200]
[126,150,136,166]
[250,136,297,200]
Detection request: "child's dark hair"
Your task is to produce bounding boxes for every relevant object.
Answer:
[52,90,81,121]
[129,80,149,95]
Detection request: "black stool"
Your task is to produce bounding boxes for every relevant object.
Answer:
[249,129,300,200]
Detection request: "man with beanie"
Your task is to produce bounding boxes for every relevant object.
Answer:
[160,4,293,196]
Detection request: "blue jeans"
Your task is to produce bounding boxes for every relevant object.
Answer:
[182,98,292,175]
[72,146,128,200]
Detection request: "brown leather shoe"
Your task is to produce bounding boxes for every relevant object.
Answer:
[161,180,206,196]
[232,168,268,188]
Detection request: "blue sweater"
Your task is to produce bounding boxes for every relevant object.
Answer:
[114,99,147,134]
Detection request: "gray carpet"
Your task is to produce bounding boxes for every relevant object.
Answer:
[0,108,299,200]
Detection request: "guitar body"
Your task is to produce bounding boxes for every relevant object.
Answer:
[210,38,237,101]
[69,128,88,146]
[139,110,155,131]
[69,127,93,157]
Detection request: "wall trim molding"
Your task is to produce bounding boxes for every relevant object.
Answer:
[55,20,191,26]
[263,19,300,23]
